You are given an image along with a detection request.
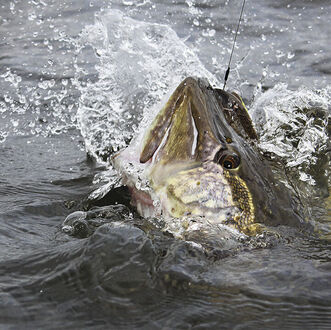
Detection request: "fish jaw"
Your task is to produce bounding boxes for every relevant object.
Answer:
[112,141,160,218]
[149,160,242,224]
[114,143,243,228]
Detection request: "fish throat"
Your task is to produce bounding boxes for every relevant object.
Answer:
[150,160,255,231]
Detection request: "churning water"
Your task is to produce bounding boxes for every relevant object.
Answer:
[0,0,330,329]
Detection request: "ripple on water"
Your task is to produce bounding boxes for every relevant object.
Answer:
[1,1,331,329]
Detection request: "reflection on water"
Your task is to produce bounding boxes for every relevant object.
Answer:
[0,0,330,329]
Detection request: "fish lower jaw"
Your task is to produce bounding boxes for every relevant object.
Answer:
[128,185,160,218]
[136,200,156,218]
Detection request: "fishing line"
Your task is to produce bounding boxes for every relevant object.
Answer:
[223,0,246,90]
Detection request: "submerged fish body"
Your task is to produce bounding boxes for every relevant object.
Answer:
[113,77,301,234]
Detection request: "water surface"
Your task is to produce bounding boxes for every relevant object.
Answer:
[0,0,330,329]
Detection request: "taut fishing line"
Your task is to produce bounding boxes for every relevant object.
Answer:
[223,0,247,90]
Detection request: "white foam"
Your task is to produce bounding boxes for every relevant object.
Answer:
[75,9,219,162]
[250,83,330,175]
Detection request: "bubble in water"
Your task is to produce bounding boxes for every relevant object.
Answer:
[62,206,132,238]
[62,211,90,238]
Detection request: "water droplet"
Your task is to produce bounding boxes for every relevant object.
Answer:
[11,119,19,127]
[28,12,37,21]
[193,18,200,26]
[4,95,12,103]
[9,2,15,13]
[0,131,8,143]
[208,29,216,37]
[287,52,295,59]
[38,81,48,89]
[122,0,133,5]
[18,94,26,104]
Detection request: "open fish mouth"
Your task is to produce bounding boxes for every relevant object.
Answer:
[113,77,303,235]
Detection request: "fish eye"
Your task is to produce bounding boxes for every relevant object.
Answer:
[218,152,240,169]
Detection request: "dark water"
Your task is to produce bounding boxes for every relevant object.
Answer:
[1,0,330,329]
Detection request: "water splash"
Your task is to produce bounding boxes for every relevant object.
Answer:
[74,10,331,222]
[62,205,133,238]
[75,9,219,163]
[250,83,330,184]
[88,167,122,200]
[0,59,77,143]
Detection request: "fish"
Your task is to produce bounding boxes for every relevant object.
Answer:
[113,77,303,235]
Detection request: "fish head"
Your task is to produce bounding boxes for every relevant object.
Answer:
[114,77,302,234]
